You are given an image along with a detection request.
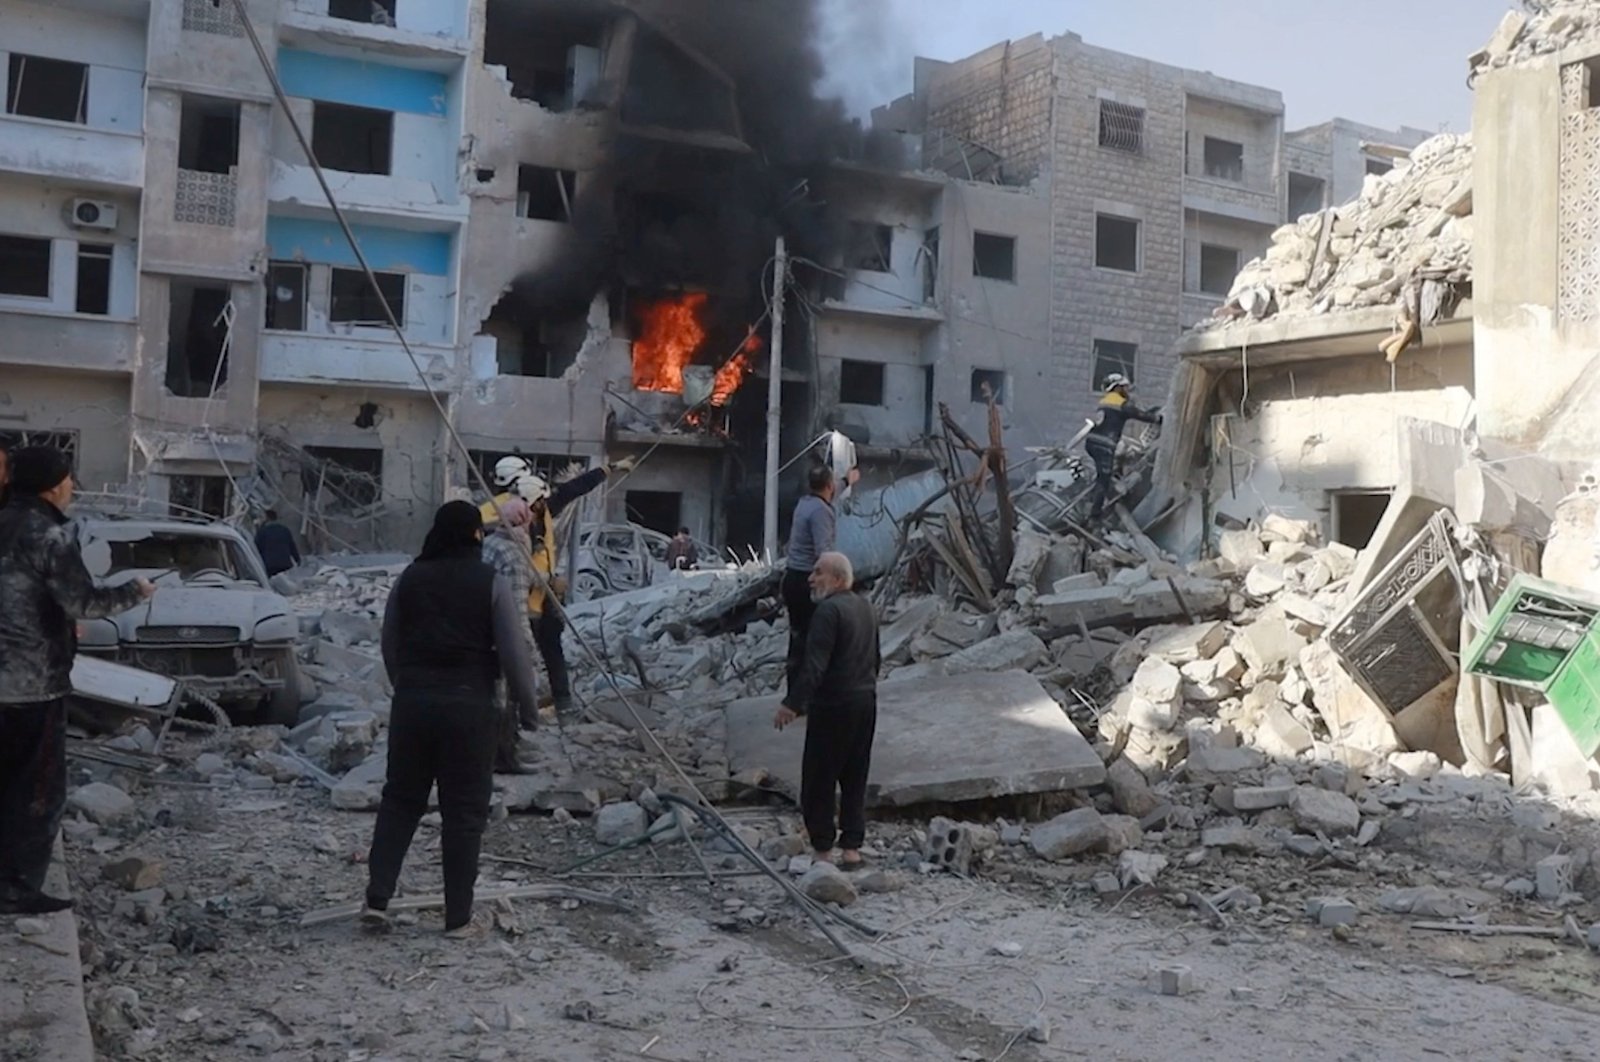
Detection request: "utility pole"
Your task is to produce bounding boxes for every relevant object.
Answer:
[762,237,787,562]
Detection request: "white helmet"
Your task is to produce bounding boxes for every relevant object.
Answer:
[1102,373,1132,393]
[493,456,550,504]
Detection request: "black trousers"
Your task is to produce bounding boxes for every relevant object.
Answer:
[367,687,497,929]
[0,700,67,898]
[1085,434,1117,517]
[800,695,877,853]
[532,609,570,703]
[781,569,816,703]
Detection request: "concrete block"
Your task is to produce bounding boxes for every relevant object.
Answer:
[1235,613,1309,676]
[1106,758,1161,817]
[1051,572,1104,596]
[1118,849,1168,887]
[1256,703,1315,758]
[880,597,945,665]
[1290,786,1360,836]
[1262,514,1315,546]
[1279,593,1332,628]
[1151,965,1194,996]
[1233,785,1295,812]
[1029,807,1107,860]
[1536,854,1574,901]
[1307,896,1359,927]
[68,782,135,824]
[1187,743,1267,778]
[1390,751,1442,781]
[330,748,389,811]
[1101,814,1144,855]
[1128,658,1183,732]
[1218,529,1266,568]
[1244,562,1288,599]
[1149,621,1227,664]
[944,630,1048,676]
[798,863,858,907]
[925,817,997,875]
[594,802,650,846]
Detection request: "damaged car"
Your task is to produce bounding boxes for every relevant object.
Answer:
[569,523,721,602]
[73,513,305,724]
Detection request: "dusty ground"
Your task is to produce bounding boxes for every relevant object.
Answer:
[61,745,1600,1062]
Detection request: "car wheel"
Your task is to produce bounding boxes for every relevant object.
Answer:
[261,647,305,726]
[572,571,608,602]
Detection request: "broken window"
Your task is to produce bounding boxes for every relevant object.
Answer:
[330,268,405,326]
[1095,215,1140,273]
[1203,137,1245,182]
[0,430,78,471]
[6,54,88,124]
[1364,156,1393,177]
[470,451,574,490]
[1331,490,1391,549]
[0,235,52,298]
[839,360,886,406]
[1091,339,1138,387]
[168,475,231,520]
[625,491,682,537]
[312,102,393,176]
[922,227,940,302]
[328,0,397,26]
[479,296,585,378]
[517,165,577,222]
[76,243,112,315]
[972,232,1016,282]
[264,261,308,332]
[1198,244,1240,296]
[1098,100,1144,154]
[165,279,231,397]
[484,0,604,112]
[179,95,241,174]
[970,368,1006,404]
[847,223,894,273]
[1287,172,1326,219]
[304,446,383,510]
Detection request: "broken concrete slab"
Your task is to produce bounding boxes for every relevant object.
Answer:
[1149,621,1227,665]
[725,671,1105,808]
[1030,807,1107,860]
[1235,612,1309,676]
[943,629,1047,676]
[330,748,388,811]
[68,783,135,824]
[1037,578,1226,630]
[1290,786,1360,836]
[1128,658,1183,732]
[879,597,945,666]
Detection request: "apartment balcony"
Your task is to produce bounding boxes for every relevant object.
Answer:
[269,160,468,223]
[818,271,944,330]
[1182,172,1281,226]
[278,0,469,59]
[0,115,143,190]
[259,333,454,390]
[0,308,136,375]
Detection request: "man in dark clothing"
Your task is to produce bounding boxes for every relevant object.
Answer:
[0,447,154,914]
[254,509,301,577]
[1085,373,1161,519]
[481,455,634,716]
[0,444,11,509]
[364,501,540,938]
[775,552,880,869]
[665,527,698,571]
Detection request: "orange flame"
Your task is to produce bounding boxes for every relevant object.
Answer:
[631,292,759,408]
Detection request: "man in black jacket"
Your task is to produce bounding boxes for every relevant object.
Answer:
[774,551,880,870]
[254,509,301,577]
[0,447,154,914]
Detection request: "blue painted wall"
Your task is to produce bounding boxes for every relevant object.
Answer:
[266,217,453,276]
[277,49,448,117]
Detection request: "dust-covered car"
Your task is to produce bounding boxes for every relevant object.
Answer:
[72,513,304,724]
[569,523,721,602]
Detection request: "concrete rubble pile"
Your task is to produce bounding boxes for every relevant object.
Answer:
[1204,133,1473,327]
[1471,2,1600,76]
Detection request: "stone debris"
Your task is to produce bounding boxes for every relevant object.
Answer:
[1200,133,1472,329]
[1151,965,1194,997]
[797,862,858,907]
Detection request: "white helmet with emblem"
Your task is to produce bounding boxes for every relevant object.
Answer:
[1102,373,1132,393]
[493,455,550,504]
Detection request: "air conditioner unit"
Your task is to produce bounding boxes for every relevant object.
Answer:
[68,199,118,231]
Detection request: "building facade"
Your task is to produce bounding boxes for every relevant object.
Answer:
[871,33,1431,433]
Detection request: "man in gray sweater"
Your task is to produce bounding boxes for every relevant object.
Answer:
[775,552,880,869]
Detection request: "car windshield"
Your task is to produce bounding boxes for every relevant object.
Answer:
[98,531,251,582]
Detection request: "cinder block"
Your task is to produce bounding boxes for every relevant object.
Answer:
[1151,965,1194,996]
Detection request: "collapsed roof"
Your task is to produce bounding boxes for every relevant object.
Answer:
[1469,2,1600,77]
[1196,133,1473,332]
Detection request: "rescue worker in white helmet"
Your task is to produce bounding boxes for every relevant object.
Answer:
[1084,373,1160,519]
[478,454,634,717]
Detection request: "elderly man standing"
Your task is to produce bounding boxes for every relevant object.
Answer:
[0,447,154,914]
[774,552,880,869]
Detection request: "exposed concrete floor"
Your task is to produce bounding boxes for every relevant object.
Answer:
[725,670,1107,807]
[58,780,1600,1062]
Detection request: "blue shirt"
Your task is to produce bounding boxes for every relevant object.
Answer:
[786,494,835,573]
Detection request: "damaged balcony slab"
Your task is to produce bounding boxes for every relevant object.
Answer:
[724,670,1106,808]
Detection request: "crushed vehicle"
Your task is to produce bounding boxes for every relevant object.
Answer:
[72,511,304,724]
[569,523,722,602]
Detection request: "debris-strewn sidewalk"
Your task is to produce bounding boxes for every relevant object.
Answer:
[0,839,94,1062]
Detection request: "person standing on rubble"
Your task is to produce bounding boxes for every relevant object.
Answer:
[665,526,698,572]
[782,465,837,708]
[363,501,540,938]
[254,509,301,577]
[1085,373,1161,520]
[0,447,155,915]
[479,454,634,717]
[774,552,880,869]
[480,497,542,773]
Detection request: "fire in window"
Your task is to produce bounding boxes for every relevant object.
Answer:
[166,279,232,398]
[312,101,393,176]
[330,269,405,327]
[6,54,88,124]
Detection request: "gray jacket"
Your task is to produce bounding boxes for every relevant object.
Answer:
[0,497,146,704]
[786,494,836,573]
